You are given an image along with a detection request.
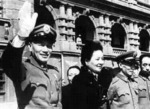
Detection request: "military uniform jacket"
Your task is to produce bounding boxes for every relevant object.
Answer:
[107,71,139,109]
[71,66,107,109]
[138,72,150,109]
[2,43,62,109]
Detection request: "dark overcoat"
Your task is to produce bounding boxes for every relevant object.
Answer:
[71,66,109,109]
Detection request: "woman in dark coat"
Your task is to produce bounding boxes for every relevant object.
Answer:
[71,41,110,109]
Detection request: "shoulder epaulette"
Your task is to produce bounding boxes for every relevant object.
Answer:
[48,65,61,81]
[111,76,120,84]
[47,64,59,72]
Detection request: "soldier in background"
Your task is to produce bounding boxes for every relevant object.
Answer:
[67,66,80,84]
[62,65,80,109]
[107,51,139,109]
[2,1,61,109]
[138,53,150,109]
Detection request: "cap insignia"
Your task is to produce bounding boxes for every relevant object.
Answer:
[43,25,50,34]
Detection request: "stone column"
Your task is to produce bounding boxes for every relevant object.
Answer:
[98,14,105,46]
[103,15,113,55]
[58,4,69,51]
[128,21,140,51]
[66,4,76,52]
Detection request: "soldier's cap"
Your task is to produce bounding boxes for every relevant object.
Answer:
[116,51,138,66]
[28,24,57,44]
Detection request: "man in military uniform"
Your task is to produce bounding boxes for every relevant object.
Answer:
[107,51,139,109]
[2,2,61,109]
[138,53,150,109]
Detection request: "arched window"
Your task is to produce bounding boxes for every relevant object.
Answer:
[75,16,95,44]
[110,23,126,48]
[139,29,150,51]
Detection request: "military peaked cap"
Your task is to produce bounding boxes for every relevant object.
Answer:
[116,51,138,65]
[28,24,57,44]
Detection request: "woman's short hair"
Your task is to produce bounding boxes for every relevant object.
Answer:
[139,53,150,64]
[81,40,103,66]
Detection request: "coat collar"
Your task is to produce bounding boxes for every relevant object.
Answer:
[139,71,150,81]
[80,66,100,85]
[27,56,48,71]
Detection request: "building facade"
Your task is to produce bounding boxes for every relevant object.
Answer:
[0,0,150,108]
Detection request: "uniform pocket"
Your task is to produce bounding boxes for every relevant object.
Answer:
[117,90,130,104]
[30,77,47,88]
[139,85,147,98]
[29,77,49,100]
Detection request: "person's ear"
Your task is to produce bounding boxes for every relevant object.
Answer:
[85,59,89,66]
[119,63,123,69]
[28,43,32,52]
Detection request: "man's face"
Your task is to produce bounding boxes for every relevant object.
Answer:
[141,57,150,73]
[85,50,104,74]
[30,40,53,64]
[68,68,80,83]
[120,62,136,77]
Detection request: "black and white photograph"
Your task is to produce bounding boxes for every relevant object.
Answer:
[0,0,150,109]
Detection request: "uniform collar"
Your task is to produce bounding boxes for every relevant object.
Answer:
[139,71,150,81]
[117,72,129,82]
[140,74,150,81]
[28,56,48,71]
[117,71,136,83]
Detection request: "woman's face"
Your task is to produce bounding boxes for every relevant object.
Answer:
[85,50,104,74]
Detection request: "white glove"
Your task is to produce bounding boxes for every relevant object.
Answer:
[17,1,38,40]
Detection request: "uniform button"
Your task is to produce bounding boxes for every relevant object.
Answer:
[36,82,40,86]
[102,95,106,100]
